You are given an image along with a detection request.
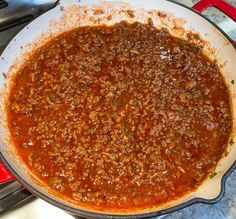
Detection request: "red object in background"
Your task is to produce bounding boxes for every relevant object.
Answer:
[0,160,14,183]
[192,0,236,45]
[0,0,236,184]
[193,0,236,22]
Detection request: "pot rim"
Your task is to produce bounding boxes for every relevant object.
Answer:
[0,0,236,218]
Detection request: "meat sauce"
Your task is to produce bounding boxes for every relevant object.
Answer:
[7,21,232,211]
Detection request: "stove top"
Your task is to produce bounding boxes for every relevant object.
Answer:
[0,0,235,218]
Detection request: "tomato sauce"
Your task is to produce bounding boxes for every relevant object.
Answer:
[7,21,232,211]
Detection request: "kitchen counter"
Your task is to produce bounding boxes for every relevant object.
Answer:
[166,171,236,219]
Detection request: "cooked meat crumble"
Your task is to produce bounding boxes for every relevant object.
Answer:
[7,21,232,211]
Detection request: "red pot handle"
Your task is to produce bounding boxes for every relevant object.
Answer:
[0,160,15,183]
[192,0,236,45]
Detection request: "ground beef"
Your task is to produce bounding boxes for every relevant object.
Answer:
[7,21,232,211]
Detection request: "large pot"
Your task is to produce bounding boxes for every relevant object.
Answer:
[0,0,236,218]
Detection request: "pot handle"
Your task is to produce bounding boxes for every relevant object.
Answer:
[0,160,14,183]
[192,0,236,45]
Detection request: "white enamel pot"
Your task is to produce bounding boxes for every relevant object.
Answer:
[0,0,236,218]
